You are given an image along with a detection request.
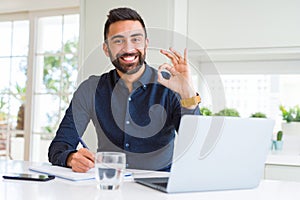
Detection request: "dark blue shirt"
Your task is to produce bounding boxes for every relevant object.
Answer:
[48,64,200,171]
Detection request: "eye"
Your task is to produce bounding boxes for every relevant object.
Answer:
[131,37,142,43]
[112,38,124,45]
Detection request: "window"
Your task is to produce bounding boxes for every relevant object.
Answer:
[219,74,300,131]
[0,19,29,159]
[196,57,300,134]
[0,9,79,161]
[32,14,79,162]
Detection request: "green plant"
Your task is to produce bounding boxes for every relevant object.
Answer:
[214,108,240,117]
[12,84,26,103]
[43,40,78,98]
[279,105,300,123]
[277,130,283,141]
[0,97,8,121]
[41,40,78,134]
[0,97,6,110]
[200,107,213,116]
[250,112,267,118]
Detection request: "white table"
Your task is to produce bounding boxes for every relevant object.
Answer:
[1,160,300,200]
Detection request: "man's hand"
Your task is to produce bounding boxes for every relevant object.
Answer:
[158,48,196,101]
[67,148,95,173]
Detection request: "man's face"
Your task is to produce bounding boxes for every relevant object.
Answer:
[103,20,148,75]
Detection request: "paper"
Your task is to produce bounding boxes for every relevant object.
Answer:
[29,164,95,181]
[29,164,134,182]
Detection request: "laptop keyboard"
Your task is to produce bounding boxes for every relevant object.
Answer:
[153,181,168,188]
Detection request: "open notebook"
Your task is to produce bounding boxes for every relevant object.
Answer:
[29,164,95,181]
[29,164,167,181]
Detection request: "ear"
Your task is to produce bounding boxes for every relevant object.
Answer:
[103,42,110,57]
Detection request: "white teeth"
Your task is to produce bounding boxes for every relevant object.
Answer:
[123,56,135,61]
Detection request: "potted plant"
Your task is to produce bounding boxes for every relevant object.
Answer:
[214,108,240,117]
[250,112,267,118]
[200,107,213,116]
[279,105,300,135]
[273,130,283,151]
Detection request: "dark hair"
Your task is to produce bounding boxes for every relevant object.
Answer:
[104,7,147,41]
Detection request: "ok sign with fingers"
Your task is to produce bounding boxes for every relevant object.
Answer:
[158,48,198,109]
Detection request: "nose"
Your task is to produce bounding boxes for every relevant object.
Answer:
[121,39,136,53]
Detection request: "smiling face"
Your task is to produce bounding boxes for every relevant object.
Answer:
[103,20,148,75]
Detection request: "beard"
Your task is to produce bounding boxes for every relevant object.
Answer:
[110,49,146,75]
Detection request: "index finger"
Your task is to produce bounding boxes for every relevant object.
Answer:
[78,148,95,162]
[170,48,187,63]
[160,49,178,65]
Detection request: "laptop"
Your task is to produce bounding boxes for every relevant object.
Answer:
[134,115,274,193]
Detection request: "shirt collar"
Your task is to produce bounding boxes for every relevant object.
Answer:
[112,62,157,90]
[134,63,156,89]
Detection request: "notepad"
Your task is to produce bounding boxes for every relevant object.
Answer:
[29,164,133,181]
[29,164,95,181]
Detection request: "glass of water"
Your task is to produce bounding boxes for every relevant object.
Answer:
[95,152,126,190]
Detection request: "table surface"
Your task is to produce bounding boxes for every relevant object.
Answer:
[1,160,300,200]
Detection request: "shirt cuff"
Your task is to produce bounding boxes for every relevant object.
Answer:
[59,149,78,167]
[181,105,201,115]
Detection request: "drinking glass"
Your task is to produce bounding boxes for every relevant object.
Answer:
[95,152,126,190]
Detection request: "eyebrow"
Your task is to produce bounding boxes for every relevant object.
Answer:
[110,33,144,40]
[110,35,124,40]
[130,33,144,37]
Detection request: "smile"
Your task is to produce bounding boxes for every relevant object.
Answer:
[120,54,138,63]
[121,55,137,62]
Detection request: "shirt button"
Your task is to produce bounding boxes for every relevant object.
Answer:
[143,85,147,89]
[126,121,130,125]
[128,97,132,101]
[125,143,130,148]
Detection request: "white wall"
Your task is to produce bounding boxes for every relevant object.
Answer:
[188,0,300,50]
[186,0,300,75]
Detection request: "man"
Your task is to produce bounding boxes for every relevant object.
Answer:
[48,7,200,172]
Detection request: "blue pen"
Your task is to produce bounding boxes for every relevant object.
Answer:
[124,172,132,177]
[78,137,89,149]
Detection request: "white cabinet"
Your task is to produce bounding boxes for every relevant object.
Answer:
[265,153,300,182]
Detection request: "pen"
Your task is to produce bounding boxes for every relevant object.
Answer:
[124,172,132,177]
[78,137,89,149]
